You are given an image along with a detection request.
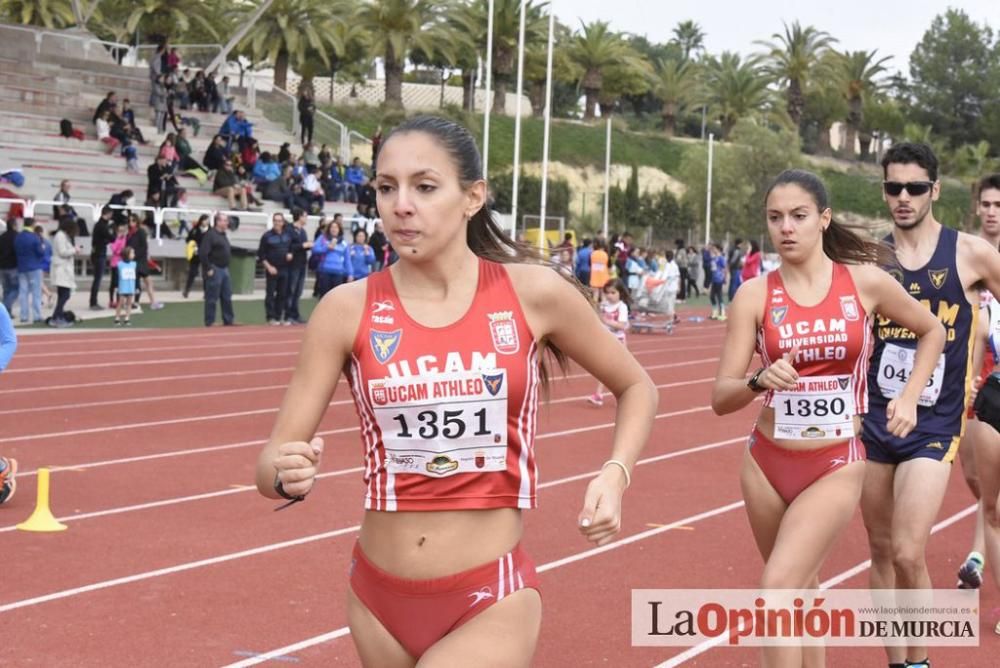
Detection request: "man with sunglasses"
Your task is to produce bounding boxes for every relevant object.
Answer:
[862,146,1000,668]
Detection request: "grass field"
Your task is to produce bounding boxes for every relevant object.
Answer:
[37,298,321,330]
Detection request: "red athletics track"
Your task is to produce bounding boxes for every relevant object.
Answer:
[0,321,997,667]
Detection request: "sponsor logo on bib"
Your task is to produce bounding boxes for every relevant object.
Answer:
[483,372,505,396]
[426,454,459,475]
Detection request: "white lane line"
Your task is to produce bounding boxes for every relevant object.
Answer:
[0,407,283,444]
[652,502,979,667]
[4,350,297,374]
[13,327,299,348]
[0,384,289,416]
[2,364,715,444]
[0,366,294,396]
[13,338,301,359]
[0,436,746,608]
[0,526,363,614]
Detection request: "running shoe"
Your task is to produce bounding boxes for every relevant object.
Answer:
[587,393,603,407]
[957,557,984,589]
[0,457,17,505]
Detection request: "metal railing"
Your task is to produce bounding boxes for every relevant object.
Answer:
[25,199,100,222]
[0,23,130,63]
[3,196,346,246]
[248,74,362,163]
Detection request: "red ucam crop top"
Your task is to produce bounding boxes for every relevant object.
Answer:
[347,258,540,511]
[755,263,873,440]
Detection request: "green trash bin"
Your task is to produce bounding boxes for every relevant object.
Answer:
[229,248,258,295]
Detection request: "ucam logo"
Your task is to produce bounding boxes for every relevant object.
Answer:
[386,351,498,378]
[370,330,402,364]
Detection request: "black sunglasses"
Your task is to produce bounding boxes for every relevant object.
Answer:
[883,181,934,197]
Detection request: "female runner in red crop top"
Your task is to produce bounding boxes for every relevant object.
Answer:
[712,169,944,667]
[255,116,658,667]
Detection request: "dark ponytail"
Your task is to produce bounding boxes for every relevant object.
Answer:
[379,116,581,390]
[765,169,894,266]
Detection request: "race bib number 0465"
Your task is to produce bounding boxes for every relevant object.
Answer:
[876,343,945,407]
[773,375,856,440]
[369,370,508,477]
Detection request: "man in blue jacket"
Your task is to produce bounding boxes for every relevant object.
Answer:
[14,222,46,324]
[219,110,253,151]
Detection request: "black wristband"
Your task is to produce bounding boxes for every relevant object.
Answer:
[747,367,767,393]
[273,472,306,504]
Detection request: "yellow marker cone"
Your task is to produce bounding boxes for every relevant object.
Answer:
[16,468,67,532]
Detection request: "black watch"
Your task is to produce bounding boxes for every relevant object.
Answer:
[747,367,767,393]
[274,472,306,502]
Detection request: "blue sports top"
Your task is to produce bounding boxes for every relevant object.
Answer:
[867,226,976,437]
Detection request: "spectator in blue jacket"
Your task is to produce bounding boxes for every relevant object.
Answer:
[219,110,252,150]
[312,218,349,297]
[574,237,592,287]
[321,158,345,201]
[14,220,46,324]
[344,158,367,202]
[252,152,281,186]
[347,229,376,282]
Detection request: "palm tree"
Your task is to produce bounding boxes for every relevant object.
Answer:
[671,20,705,62]
[836,49,891,158]
[755,21,837,133]
[801,72,847,156]
[239,0,349,91]
[704,52,770,139]
[567,20,633,120]
[483,0,548,114]
[355,0,452,109]
[652,56,699,136]
[0,0,76,28]
[446,0,486,111]
[125,0,219,41]
[523,22,577,118]
[597,56,652,117]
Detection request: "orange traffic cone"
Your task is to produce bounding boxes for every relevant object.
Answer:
[17,468,67,532]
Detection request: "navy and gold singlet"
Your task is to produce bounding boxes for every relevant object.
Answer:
[864,226,976,460]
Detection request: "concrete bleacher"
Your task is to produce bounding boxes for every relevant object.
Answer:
[0,23,362,249]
